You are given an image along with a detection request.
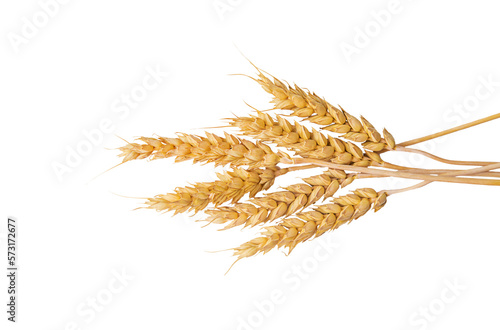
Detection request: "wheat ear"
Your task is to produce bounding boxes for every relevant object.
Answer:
[251,70,396,151]
[204,169,355,230]
[118,132,287,168]
[143,166,287,214]
[231,189,387,261]
[227,110,380,166]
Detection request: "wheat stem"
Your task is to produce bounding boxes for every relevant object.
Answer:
[383,159,500,195]
[397,113,500,147]
[290,158,500,186]
[384,181,431,195]
[376,161,500,178]
[394,146,496,166]
[285,164,318,172]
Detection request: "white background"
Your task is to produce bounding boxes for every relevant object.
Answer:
[1,0,500,329]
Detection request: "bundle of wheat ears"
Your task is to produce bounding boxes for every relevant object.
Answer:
[116,63,500,270]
